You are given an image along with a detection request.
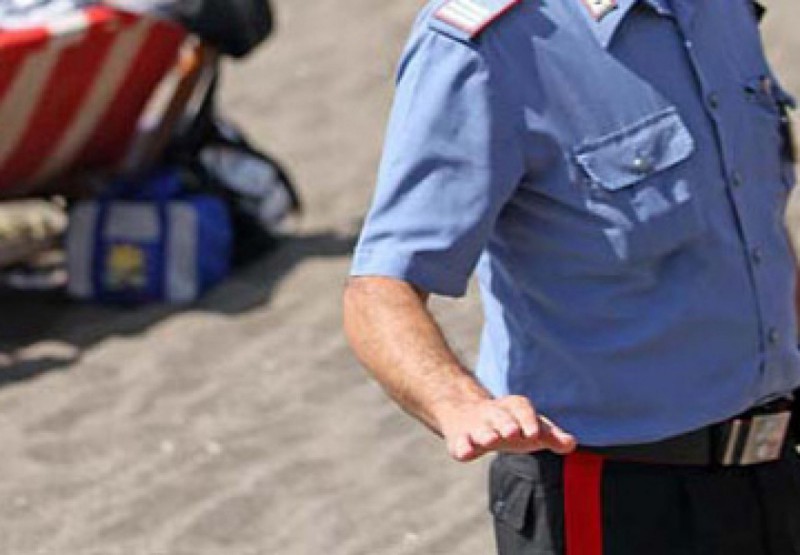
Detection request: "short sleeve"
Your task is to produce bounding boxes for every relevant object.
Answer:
[350,28,526,297]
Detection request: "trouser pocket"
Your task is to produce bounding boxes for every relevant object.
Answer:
[489,453,564,555]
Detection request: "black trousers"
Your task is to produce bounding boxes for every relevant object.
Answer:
[489,449,800,555]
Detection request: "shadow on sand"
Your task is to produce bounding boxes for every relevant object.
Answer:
[0,230,356,386]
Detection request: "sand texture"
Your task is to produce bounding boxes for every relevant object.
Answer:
[0,0,797,553]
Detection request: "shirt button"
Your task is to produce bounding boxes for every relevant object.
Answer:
[632,156,654,174]
[707,92,720,110]
[768,328,780,346]
[751,246,763,264]
[730,171,743,188]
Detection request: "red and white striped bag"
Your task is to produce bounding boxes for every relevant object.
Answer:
[0,5,186,197]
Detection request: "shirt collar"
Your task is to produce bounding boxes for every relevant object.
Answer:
[579,0,686,49]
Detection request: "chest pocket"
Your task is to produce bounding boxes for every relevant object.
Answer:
[573,108,704,263]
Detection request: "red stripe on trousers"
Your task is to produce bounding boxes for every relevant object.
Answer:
[564,451,605,555]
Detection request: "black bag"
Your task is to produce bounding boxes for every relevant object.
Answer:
[176,0,273,58]
[173,117,300,267]
[200,119,301,265]
[165,59,299,267]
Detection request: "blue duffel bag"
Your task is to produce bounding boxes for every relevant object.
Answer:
[66,169,232,304]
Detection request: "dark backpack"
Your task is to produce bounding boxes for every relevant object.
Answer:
[176,0,273,58]
[166,74,301,267]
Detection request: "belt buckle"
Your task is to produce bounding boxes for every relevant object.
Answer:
[721,411,792,466]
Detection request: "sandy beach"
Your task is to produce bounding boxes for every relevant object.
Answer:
[0,0,797,553]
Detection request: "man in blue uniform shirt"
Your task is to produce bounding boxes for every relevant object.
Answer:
[344,0,800,552]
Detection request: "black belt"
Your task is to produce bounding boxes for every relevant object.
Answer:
[583,398,796,467]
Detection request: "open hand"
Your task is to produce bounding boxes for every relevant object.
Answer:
[437,395,577,462]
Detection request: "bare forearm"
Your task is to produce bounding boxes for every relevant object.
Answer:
[344,276,575,461]
[342,276,489,434]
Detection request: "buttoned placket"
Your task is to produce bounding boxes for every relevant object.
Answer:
[669,4,777,371]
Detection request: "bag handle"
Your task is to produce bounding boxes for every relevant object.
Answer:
[99,169,185,203]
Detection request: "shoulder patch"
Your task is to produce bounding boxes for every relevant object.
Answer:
[433,0,521,39]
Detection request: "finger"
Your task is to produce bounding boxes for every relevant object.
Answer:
[499,396,540,438]
[448,433,483,462]
[485,407,524,440]
[537,416,577,454]
[470,423,502,449]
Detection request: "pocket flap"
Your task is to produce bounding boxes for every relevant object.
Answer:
[490,471,534,532]
[574,108,695,191]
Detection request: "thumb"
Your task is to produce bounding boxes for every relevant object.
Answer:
[538,415,577,454]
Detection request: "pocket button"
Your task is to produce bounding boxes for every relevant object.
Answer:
[632,155,654,174]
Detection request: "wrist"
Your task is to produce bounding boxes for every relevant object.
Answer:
[428,373,492,431]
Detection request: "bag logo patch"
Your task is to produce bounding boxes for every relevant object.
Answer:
[105,243,147,290]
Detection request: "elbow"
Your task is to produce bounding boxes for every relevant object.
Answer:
[342,276,428,345]
[342,276,368,317]
[342,277,370,347]
[343,277,389,366]
[343,276,428,313]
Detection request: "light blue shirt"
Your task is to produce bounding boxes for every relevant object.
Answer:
[351,0,800,446]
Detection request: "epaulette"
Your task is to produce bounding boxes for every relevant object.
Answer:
[431,0,521,40]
